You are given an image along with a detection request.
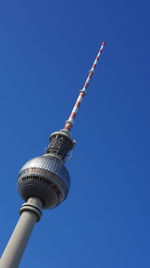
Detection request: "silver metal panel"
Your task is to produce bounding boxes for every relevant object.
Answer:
[20,155,70,189]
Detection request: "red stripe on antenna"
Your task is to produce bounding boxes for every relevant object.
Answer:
[71,112,76,119]
[76,101,81,108]
[80,91,86,97]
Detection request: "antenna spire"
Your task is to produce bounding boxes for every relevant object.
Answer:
[64,41,106,132]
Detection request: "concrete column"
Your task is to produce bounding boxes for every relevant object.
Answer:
[0,197,43,268]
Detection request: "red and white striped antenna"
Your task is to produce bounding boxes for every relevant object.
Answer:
[64,41,106,132]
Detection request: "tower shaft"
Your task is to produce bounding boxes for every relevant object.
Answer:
[0,197,43,268]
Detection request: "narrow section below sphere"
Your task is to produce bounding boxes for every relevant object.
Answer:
[17,155,71,209]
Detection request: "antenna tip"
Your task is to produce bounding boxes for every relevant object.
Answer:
[102,41,106,46]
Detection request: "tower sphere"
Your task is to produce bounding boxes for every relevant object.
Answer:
[17,155,70,209]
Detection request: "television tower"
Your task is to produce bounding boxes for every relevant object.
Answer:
[0,42,106,268]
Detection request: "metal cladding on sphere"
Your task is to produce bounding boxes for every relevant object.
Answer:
[17,155,71,209]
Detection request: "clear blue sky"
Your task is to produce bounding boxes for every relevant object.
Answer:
[0,0,150,267]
